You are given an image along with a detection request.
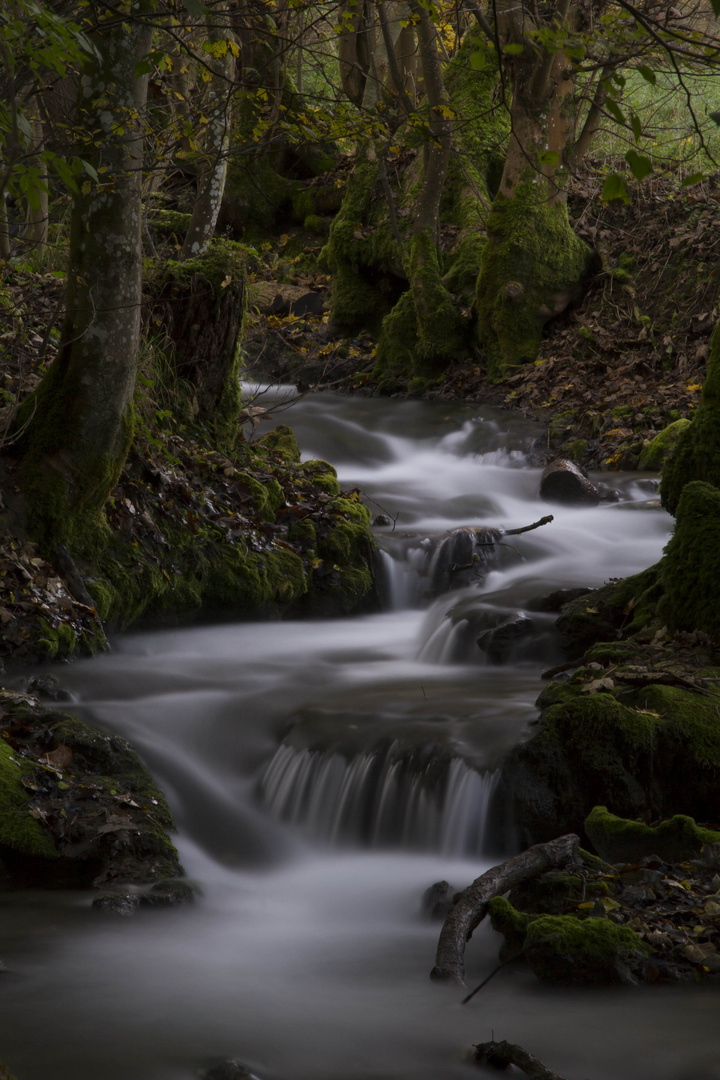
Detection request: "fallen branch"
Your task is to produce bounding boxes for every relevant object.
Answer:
[430,833,580,985]
[474,515,554,545]
[473,1040,570,1080]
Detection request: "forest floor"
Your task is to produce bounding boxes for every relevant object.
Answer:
[244,168,720,472]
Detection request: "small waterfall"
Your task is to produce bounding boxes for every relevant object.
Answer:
[259,742,498,855]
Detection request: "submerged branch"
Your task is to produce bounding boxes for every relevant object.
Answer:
[430,833,579,985]
[473,1040,571,1080]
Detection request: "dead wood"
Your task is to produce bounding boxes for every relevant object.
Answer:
[473,1040,570,1080]
[430,833,580,985]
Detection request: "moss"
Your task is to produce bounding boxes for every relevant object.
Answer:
[488,895,534,959]
[522,912,650,985]
[146,208,191,241]
[661,323,720,514]
[0,738,58,858]
[314,495,375,612]
[639,418,692,471]
[508,871,590,916]
[585,805,720,864]
[658,481,720,637]
[556,564,663,656]
[475,184,592,381]
[300,460,341,496]
[257,424,301,463]
[375,230,469,380]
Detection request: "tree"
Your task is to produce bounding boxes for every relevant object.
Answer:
[8,0,155,551]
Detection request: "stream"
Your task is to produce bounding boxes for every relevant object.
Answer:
[2,389,719,1080]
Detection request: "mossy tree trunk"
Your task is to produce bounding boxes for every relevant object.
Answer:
[8,1,155,552]
[145,241,246,448]
[474,0,594,381]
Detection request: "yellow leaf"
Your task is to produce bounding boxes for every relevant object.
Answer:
[220,275,232,289]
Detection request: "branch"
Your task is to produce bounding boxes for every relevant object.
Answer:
[377,0,416,120]
[473,1040,571,1080]
[430,833,579,985]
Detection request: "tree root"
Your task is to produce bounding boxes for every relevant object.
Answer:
[430,833,580,985]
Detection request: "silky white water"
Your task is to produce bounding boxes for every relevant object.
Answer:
[2,390,716,1080]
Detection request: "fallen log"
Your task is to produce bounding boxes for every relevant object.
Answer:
[473,1040,570,1080]
[430,833,580,985]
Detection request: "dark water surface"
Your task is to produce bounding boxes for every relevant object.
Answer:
[3,390,715,1080]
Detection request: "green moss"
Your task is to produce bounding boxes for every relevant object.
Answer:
[146,209,191,240]
[523,913,650,985]
[475,184,592,381]
[556,565,663,656]
[661,323,720,514]
[257,424,301,463]
[0,739,58,858]
[585,805,720,864]
[300,460,341,496]
[658,481,720,637]
[639,418,692,471]
[375,229,469,380]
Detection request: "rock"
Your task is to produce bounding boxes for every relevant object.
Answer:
[539,459,601,505]
[26,674,72,701]
[92,878,196,915]
[585,806,720,865]
[638,418,692,471]
[477,616,536,663]
[204,1061,259,1080]
[658,480,720,639]
[421,880,456,921]
[249,280,325,318]
[526,586,594,613]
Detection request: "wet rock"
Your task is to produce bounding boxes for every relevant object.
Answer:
[204,1060,259,1080]
[428,527,503,595]
[526,586,594,613]
[92,878,196,915]
[26,675,72,701]
[477,616,535,664]
[421,880,456,921]
[539,459,601,505]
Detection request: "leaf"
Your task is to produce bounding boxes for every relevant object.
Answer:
[537,150,560,166]
[602,173,630,204]
[502,42,525,54]
[711,0,720,18]
[630,113,643,143]
[681,172,706,188]
[636,64,656,85]
[626,150,652,181]
[709,112,720,126]
[604,99,626,126]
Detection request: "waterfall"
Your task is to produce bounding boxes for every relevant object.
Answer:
[259,742,498,856]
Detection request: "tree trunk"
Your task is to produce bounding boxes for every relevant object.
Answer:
[144,242,246,448]
[474,0,594,381]
[181,9,235,259]
[9,2,155,552]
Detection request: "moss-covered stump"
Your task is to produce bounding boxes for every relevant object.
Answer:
[497,632,720,844]
[488,896,650,985]
[475,186,593,381]
[638,418,691,471]
[0,690,183,892]
[143,239,246,447]
[657,481,720,639]
[661,322,720,515]
[585,806,720,865]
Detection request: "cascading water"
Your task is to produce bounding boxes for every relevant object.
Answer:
[4,388,716,1080]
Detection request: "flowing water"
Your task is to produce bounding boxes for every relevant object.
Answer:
[2,390,718,1080]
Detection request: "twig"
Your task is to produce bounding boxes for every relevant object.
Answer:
[461,962,507,1005]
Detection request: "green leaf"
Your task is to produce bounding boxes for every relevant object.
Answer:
[537,149,560,166]
[469,49,488,69]
[681,172,706,187]
[630,113,642,143]
[636,64,656,85]
[135,59,154,77]
[709,111,720,126]
[605,99,626,126]
[502,42,525,54]
[602,173,630,204]
[178,0,207,16]
[711,0,720,17]
[625,149,652,181]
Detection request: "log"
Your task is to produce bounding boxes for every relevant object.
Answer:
[473,1040,570,1080]
[430,833,580,984]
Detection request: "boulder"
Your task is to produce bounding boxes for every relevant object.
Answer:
[585,806,720,865]
[249,281,325,317]
[539,459,601,505]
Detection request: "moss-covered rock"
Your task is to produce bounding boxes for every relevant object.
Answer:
[585,805,720,864]
[638,418,691,471]
[488,896,650,985]
[657,480,720,638]
[555,565,663,657]
[523,912,650,985]
[0,694,182,891]
[661,323,720,515]
[475,185,593,381]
